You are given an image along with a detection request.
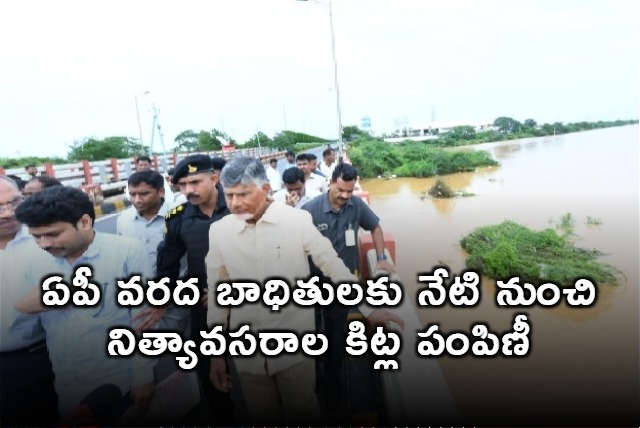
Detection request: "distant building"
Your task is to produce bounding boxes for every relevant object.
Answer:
[406,120,495,137]
[382,119,497,143]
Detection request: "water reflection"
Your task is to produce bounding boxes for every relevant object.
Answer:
[359,125,639,422]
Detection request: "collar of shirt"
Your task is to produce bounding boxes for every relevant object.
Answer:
[52,230,103,267]
[320,191,352,214]
[133,198,170,222]
[7,224,31,246]
[233,201,284,234]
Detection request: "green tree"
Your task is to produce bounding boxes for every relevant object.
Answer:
[198,131,217,151]
[243,132,273,148]
[173,130,200,153]
[67,136,146,161]
[342,125,368,141]
[446,125,476,140]
[523,119,538,129]
[493,117,521,134]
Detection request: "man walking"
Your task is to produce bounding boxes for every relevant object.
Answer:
[0,176,58,426]
[302,162,397,416]
[13,186,158,423]
[156,154,233,424]
[206,156,403,426]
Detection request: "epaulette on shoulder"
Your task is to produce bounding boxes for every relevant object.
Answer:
[165,203,187,220]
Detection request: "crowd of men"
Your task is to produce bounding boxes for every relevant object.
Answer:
[0,147,403,426]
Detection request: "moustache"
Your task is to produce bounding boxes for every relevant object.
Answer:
[186,193,199,199]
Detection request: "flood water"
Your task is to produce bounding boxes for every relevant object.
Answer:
[360,125,639,423]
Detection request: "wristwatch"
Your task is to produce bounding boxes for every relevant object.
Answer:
[376,253,388,261]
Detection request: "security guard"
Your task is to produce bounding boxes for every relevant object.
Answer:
[156,154,232,424]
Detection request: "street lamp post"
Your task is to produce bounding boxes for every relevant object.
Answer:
[297,0,344,161]
[134,91,150,146]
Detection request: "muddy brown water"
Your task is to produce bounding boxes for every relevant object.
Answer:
[360,125,639,423]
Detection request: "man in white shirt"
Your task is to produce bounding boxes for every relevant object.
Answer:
[283,150,296,171]
[206,156,403,426]
[296,153,328,195]
[272,166,320,209]
[266,158,283,193]
[319,147,338,178]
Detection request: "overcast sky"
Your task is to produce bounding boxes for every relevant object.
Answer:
[0,0,637,158]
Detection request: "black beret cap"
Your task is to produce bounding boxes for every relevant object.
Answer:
[211,157,227,171]
[172,154,214,184]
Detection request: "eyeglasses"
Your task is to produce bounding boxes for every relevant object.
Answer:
[0,197,23,213]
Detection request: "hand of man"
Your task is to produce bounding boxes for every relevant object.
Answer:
[367,308,405,330]
[201,288,208,307]
[374,259,397,274]
[130,382,155,416]
[285,192,300,207]
[209,358,232,393]
[133,307,169,332]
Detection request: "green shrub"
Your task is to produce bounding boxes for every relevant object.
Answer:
[461,220,618,286]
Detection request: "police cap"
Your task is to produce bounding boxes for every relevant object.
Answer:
[172,154,214,184]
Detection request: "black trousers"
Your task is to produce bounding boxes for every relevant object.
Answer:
[190,306,235,425]
[318,304,350,411]
[0,342,59,426]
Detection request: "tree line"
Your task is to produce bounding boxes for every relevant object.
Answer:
[1,128,331,168]
[2,117,636,168]
[433,117,638,147]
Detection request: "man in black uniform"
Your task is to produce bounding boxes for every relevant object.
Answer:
[156,154,232,424]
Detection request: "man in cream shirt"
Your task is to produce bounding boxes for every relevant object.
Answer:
[206,156,403,426]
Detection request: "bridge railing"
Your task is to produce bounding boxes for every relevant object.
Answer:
[0,147,286,202]
[363,248,460,425]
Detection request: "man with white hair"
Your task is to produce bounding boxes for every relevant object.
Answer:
[206,156,404,426]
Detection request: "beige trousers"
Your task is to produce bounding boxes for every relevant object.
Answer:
[237,358,320,426]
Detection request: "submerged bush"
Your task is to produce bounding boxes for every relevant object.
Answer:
[428,179,456,198]
[461,220,618,286]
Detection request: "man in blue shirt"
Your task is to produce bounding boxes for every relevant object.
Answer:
[0,175,58,426]
[13,186,159,424]
[302,163,396,417]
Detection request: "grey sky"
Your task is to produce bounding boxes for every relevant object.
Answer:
[0,0,637,158]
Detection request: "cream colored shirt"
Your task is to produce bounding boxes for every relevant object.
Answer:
[206,202,365,376]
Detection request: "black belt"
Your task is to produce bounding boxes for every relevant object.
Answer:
[0,340,47,356]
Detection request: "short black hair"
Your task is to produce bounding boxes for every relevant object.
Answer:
[211,157,227,171]
[322,147,335,157]
[296,153,310,162]
[282,167,304,184]
[286,150,295,157]
[307,153,317,161]
[7,175,26,190]
[136,155,152,164]
[331,163,358,183]
[269,158,278,165]
[167,168,175,176]
[30,176,63,188]
[128,170,164,189]
[15,186,95,227]
[24,164,36,170]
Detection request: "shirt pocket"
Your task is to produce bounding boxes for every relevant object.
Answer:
[92,281,119,319]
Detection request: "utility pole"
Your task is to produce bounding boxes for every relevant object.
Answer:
[149,104,168,169]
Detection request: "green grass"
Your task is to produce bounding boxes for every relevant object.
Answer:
[461,220,618,287]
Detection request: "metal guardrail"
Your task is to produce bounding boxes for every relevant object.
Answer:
[1,147,286,202]
[365,248,460,425]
